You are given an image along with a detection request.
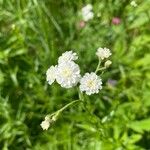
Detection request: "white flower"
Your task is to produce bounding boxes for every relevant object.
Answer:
[130,1,137,7]
[81,4,94,21]
[82,4,92,13]
[83,12,94,22]
[79,72,102,95]
[41,120,50,130]
[46,65,57,85]
[40,116,50,130]
[56,61,81,88]
[58,51,78,64]
[96,47,112,60]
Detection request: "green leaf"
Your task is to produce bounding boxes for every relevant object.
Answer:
[76,124,96,132]
[132,35,150,46]
[128,118,150,133]
[128,134,142,144]
[142,91,150,107]
[134,54,150,67]
[129,13,149,29]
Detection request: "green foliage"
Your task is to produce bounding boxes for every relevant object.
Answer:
[0,0,150,149]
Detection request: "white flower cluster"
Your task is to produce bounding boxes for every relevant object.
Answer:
[46,48,111,95]
[96,47,112,60]
[46,51,81,88]
[43,48,112,129]
[81,4,94,21]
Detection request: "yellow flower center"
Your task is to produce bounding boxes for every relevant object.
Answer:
[87,80,95,88]
[62,68,72,78]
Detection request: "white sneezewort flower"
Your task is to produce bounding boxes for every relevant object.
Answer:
[130,1,137,7]
[81,4,94,21]
[40,116,50,130]
[96,47,112,60]
[79,72,102,95]
[46,65,57,85]
[56,61,81,88]
[58,51,78,64]
[83,12,94,22]
[82,4,92,13]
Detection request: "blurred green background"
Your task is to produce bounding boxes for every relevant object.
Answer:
[0,0,150,149]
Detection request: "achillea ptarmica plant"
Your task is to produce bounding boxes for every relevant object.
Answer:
[42,48,112,130]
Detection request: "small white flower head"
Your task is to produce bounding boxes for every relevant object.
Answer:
[82,4,92,13]
[56,61,81,88]
[96,47,112,60]
[79,72,102,95]
[58,51,78,64]
[81,4,94,21]
[46,65,57,85]
[130,1,137,7]
[83,12,94,22]
[104,60,112,68]
[40,116,51,130]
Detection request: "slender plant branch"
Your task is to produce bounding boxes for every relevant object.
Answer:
[57,99,82,113]
[95,58,101,73]
[78,89,105,135]
[96,67,106,73]
[47,99,82,120]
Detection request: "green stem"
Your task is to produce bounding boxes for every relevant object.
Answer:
[96,67,106,73]
[78,90,106,137]
[78,88,84,102]
[58,99,82,113]
[50,99,82,121]
[95,58,101,73]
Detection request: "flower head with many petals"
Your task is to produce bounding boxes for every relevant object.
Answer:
[96,47,112,60]
[81,4,94,21]
[56,61,81,88]
[58,51,78,64]
[79,72,102,95]
[46,65,57,85]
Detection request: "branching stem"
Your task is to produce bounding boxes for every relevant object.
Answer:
[95,58,101,73]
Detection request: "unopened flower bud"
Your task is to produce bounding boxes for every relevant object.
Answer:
[45,116,50,121]
[104,60,112,68]
[51,114,58,122]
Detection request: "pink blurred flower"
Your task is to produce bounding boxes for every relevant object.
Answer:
[112,17,121,25]
[79,20,86,28]
[76,20,86,30]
